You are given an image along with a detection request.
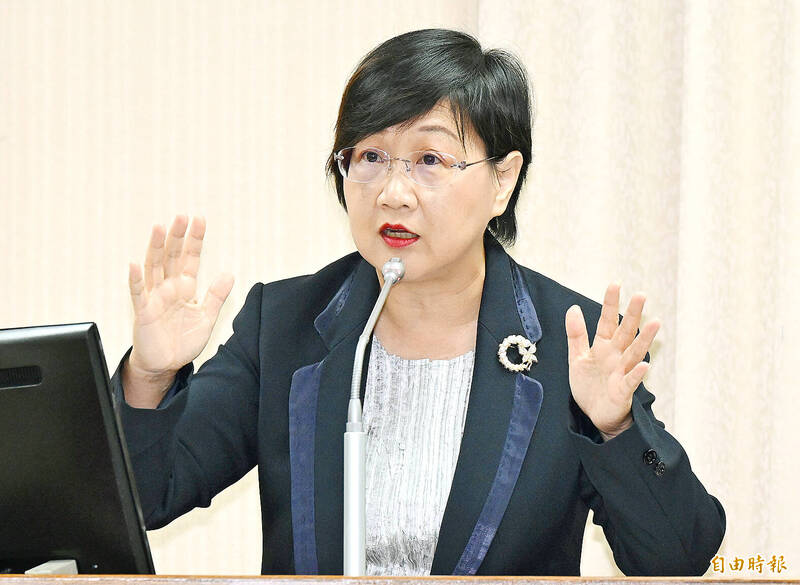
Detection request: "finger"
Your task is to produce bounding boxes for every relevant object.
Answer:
[594,283,620,341]
[164,214,189,279]
[181,216,206,280]
[621,319,660,374]
[612,292,646,350]
[565,305,590,364]
[143,224,166,291]
[128,262,147,314]
[623,361,650,395]
[202,272,235,323]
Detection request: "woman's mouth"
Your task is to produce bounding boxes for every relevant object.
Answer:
[379,223,420,248]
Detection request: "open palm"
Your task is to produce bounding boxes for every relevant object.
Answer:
[565,284,660,441]
[128,215,234,376]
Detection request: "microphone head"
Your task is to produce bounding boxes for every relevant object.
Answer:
[381,257,405,283]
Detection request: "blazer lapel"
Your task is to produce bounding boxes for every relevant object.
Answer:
[289,258,380,574]
[431,238,545,575]
[290,238,545,576]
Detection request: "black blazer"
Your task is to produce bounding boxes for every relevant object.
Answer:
[113,236,725,576]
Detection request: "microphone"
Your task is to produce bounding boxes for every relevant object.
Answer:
[343,257,405,576]
[380,257,405,285]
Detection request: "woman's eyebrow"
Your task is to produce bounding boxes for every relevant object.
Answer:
[414,124,461,143]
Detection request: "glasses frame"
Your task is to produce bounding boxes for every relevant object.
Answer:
[334,146,501,189]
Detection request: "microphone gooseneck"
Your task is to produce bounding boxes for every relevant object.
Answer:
[343,257,405,576]
[348,258,405,406]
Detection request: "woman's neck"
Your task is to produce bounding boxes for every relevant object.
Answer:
[373,257,485,360]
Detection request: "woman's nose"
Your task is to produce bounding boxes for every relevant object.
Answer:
[376,160,418,209]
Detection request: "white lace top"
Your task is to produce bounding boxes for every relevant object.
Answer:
[362,335,475,576]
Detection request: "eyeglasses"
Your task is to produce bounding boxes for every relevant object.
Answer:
[334,146,500,188]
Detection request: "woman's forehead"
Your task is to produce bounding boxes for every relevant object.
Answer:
[367,103,481,153]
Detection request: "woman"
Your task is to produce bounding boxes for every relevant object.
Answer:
[115,29,725,576]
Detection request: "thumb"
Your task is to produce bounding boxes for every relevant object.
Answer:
[202,272,235,322]
[565,305,590,363]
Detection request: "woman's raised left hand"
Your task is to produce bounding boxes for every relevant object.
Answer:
[564,284,660,441]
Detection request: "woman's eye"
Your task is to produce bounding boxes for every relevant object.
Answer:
[360,150,383,163]
[420,153,442,166]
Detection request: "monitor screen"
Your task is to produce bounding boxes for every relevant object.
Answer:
[0,323,155,574]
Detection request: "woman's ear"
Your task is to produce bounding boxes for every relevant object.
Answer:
[491,150,524,218]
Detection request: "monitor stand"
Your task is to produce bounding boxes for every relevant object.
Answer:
[24,560,78,575]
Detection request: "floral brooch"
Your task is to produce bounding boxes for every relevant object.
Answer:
[498,335,537,372]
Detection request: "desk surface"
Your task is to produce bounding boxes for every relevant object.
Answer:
[0,576,797,585]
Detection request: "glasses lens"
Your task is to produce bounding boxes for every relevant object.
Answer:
[408,151,457,188]
[338,147,386,183]
[336,148,458,187]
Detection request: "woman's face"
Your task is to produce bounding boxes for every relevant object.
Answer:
[343,102,519,286]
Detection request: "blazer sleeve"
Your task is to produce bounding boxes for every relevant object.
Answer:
[110,283,263,529]
[569,382,726,576]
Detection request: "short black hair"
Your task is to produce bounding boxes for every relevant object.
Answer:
[325,28,533,246]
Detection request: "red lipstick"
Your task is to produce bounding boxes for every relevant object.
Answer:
[379,223,420,248]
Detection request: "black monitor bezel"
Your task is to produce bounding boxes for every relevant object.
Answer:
[0,322,155,574]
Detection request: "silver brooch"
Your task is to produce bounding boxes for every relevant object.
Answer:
[498,335,537,372]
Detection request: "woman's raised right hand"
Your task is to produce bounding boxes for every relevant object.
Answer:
[123,215,234,408]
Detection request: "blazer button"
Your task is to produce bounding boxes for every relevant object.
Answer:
[642,449,658,466]
[654,461,666,476]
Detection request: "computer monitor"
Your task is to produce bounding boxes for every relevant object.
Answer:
[0,323,155,574]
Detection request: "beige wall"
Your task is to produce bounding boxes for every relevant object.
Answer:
[2,0,798,577]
